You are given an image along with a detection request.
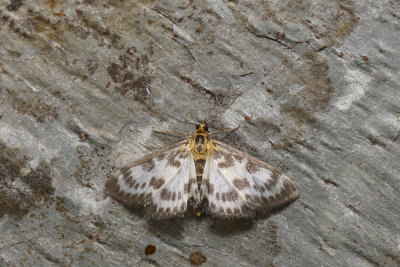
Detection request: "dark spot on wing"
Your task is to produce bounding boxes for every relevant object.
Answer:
[253,195,262,204]
[217,152,234,168]
[233,154,244,162]
[208,183,214,195]
[184,183,189,193]
[149,176,165,189]
[136,193,145,204]
[281,181,298,199]
[264,170,280,191]
[127,193,137,205]
[226,190,238,201]
[156,152,167,161]
[212,149,223,159]
[245,160,260,174]
[232,178,250,190]
[144,193,152,204]
[161,189,168,200]
[123,171,131,182]
[240,205,253,216]
[262,181,298,210]
[160,189,174,201]
[167,150,182,168]
[245,194,252,201]
[129,179,136,187]
[178,149,188,159]
[217,161,229,168]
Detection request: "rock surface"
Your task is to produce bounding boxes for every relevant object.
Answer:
[0,0,399,266]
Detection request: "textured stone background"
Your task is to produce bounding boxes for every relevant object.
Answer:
[1,0,399,266]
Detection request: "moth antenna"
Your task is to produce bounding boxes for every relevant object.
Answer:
[152,107,197,126]
[208,124,240,135]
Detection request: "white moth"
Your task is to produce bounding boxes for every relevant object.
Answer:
[104,122,298,218]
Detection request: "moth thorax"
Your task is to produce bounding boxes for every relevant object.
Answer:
[193,134,208,155]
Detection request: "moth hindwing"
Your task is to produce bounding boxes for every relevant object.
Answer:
[104,122,298,218]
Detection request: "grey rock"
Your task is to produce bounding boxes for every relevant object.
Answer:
[0,0,399,266]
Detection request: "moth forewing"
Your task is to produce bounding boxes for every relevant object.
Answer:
[104,139,195,218]
[213,140,298,210]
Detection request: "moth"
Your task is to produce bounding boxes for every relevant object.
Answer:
[104,122,298,218]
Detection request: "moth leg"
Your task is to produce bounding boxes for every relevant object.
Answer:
[208,125,240,136]
[153,129,190,137]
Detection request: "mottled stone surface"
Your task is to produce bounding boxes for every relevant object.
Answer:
[0,0,399,266]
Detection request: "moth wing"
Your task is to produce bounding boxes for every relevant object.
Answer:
[104,139,197,218]
[201,156,252,218]
[202,140,298,218]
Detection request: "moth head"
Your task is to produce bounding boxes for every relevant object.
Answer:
[195,122,208,133]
